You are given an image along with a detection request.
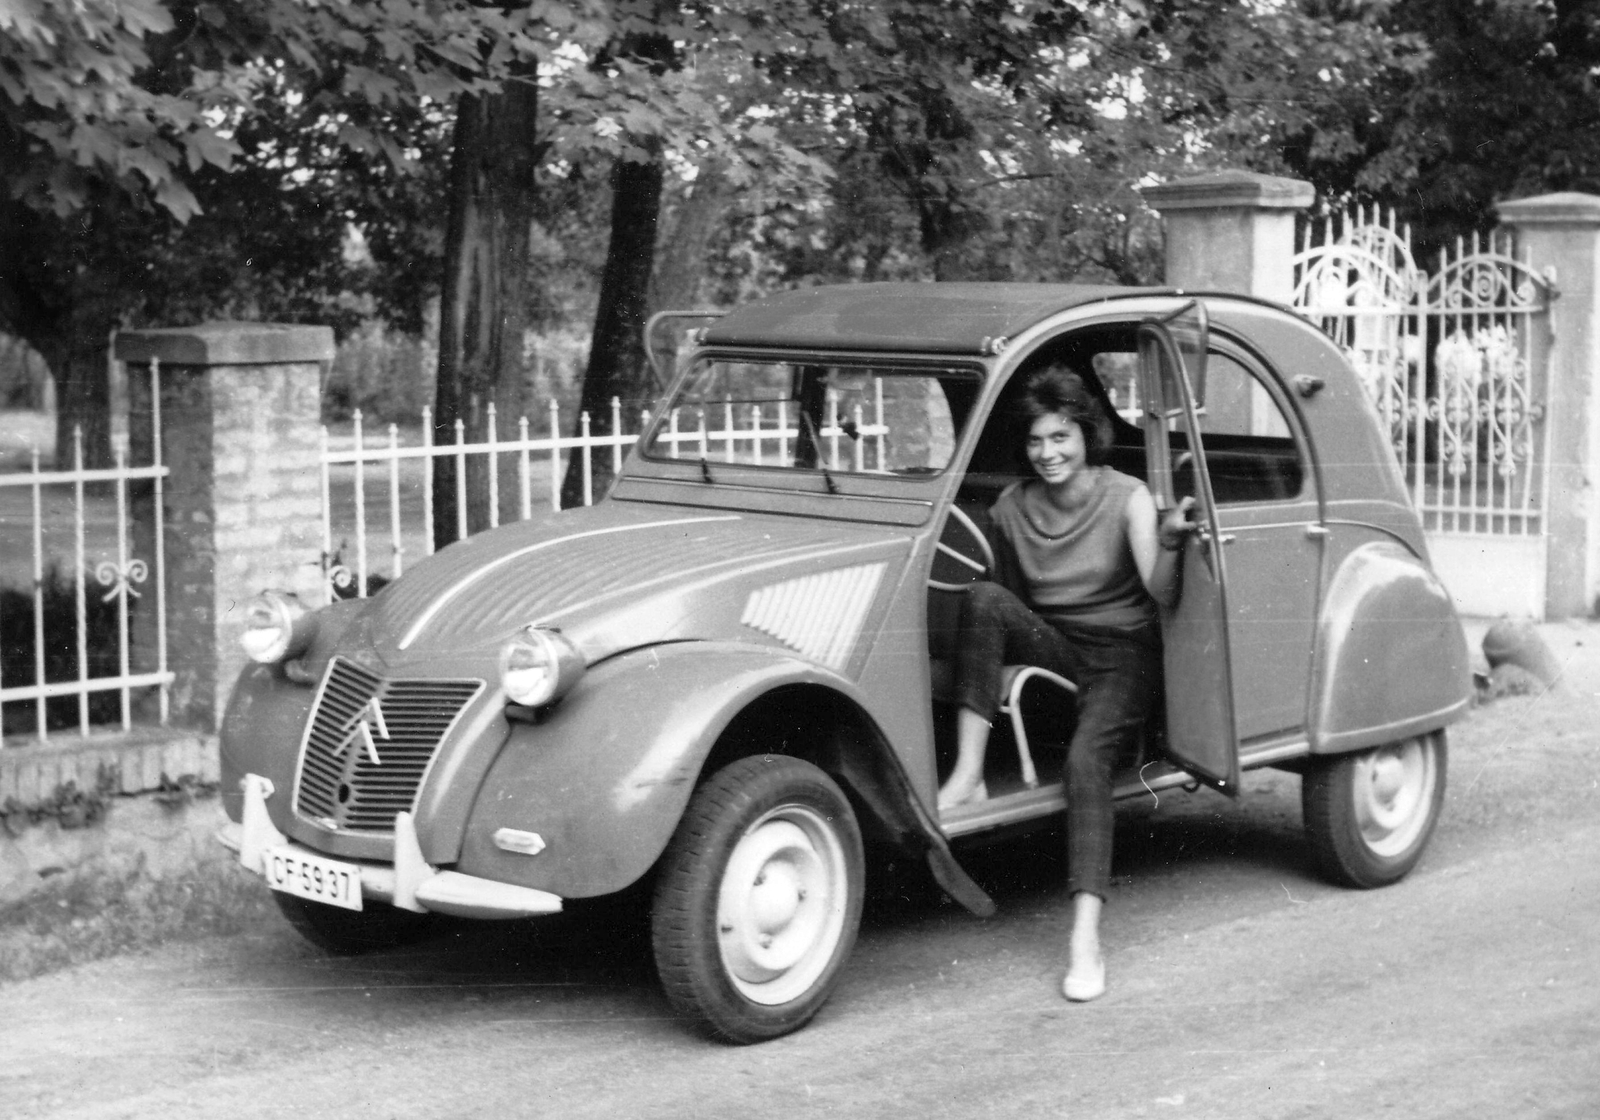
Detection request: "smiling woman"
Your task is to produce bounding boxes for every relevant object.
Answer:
[936,363,1195,1003]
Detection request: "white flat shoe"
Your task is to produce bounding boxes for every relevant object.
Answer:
[1062,950,1105,1002]
[937,779,988,813]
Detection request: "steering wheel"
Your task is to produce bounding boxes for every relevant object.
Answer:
[928,505,995,592]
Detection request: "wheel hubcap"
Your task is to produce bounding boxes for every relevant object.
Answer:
[717,805,848,1005]
[1353,737,1437,857]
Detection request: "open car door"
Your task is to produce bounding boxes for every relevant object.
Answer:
[1137,302,1242,795]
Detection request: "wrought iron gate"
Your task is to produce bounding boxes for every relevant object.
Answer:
[1293,209,1555,538]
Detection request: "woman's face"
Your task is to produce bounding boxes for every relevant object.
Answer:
[1026,411,1088,486]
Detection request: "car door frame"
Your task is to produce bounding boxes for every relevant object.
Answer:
[1137,302,1243,795]
[1201,333,1328,745]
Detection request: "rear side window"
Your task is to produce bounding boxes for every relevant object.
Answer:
[1191,351,1306,504]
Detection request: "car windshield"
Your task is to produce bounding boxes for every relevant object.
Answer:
[642,358,977,476]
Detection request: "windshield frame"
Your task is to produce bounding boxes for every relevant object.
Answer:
[635,349,988,484]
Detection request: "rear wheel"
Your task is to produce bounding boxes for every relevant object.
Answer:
[651,755,865,1044]
[273,892,434,955]
[1302,732,1447,889]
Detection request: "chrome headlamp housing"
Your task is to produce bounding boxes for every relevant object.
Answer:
[499,626,585,708]
[241,591,317,665]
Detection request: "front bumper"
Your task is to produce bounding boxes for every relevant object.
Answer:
[219,773,564,920]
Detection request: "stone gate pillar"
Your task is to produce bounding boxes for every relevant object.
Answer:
[1498,193,1600,619]
[1139,170,1315,302]
[116,323,331,729]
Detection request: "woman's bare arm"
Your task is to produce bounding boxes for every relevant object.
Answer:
[1127,486,1195,609]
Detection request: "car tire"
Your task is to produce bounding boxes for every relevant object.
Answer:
[651,755,865,1044]
[1302,731,1447,889]
[273,891,435,955]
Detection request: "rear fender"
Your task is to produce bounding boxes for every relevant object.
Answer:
[1311,542,1472,753]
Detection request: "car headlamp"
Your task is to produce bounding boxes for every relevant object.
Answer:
[499,626,585,708]
[241,591,317,665]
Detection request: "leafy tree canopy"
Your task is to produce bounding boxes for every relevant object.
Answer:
[1307,0,1600,256]
[0,0,592,466]
[4,0,1596,467]
[716,0,1424,289]
[0,0,571,221]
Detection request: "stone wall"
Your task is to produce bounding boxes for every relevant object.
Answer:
[1,727,221,905]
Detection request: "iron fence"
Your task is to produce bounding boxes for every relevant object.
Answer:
[321,399,640,600]
[0,363,171,743]
[322,388,891,599]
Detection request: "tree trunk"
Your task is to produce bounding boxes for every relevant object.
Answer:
[45,313,117,471]
[643,163,730,385]
[432,75,540,550]
[0,190,118,471]
[648,163,728,312]
[921,194,989,282]
[560,150,665,509]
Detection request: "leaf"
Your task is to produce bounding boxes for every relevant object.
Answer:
[183,128,239,173]
[153,177,202,223]
[0,0,55,45]
[115,0,175,37]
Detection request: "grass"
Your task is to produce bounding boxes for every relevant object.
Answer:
[0,409,53,471]
[0,848,276,984]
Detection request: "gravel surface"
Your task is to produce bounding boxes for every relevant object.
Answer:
[2,620,1597,1119]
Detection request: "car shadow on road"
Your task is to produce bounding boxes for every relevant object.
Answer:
[862,787,1313,935]
[255,786,1313,1027]
[255,884,677,1031]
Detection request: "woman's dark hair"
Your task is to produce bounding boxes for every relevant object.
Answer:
[1013,364,1115,467]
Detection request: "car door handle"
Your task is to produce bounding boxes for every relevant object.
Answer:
[1196,525,1235,547]
[1305,524,1330,539]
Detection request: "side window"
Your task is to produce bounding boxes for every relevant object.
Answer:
[1091,351,1141,423]
[964,334,1146,484]
[1193,352,1306,504]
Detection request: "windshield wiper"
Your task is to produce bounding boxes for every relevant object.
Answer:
[698,457,714,484]
[820,466,839,495]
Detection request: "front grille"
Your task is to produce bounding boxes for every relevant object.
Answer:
[295,657,483,833]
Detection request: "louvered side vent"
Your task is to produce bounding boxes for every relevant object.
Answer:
[740,562,886,671]
[295,658,483,833]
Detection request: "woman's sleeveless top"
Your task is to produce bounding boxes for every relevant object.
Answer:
[988,468,1157,630]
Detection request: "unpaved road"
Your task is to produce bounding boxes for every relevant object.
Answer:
[4,626,1599,1119]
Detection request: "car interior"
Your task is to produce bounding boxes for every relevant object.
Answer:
[926,322,1309,805]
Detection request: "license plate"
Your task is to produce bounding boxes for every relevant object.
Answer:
[263,846,363,911]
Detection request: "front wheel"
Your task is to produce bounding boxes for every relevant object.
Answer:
[1302,732,1447,889]
[651,755,865,1044]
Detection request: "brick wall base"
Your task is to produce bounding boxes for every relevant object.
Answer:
[1,729,223,906]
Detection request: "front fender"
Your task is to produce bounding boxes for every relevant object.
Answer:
[1311,542,1472,753]
[455,641,866,898]
[219,663,316,827]
[218,597,369,828]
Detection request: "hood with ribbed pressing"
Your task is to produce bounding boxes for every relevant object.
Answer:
[333,500,911,674]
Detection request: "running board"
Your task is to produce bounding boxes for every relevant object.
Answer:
[939,736,1309,839]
